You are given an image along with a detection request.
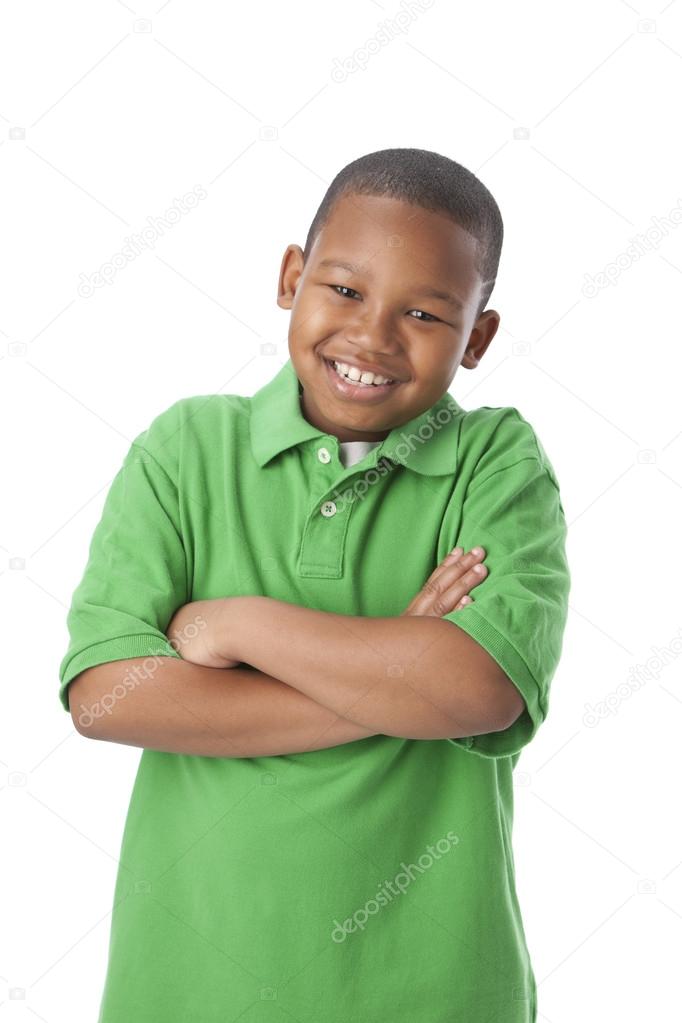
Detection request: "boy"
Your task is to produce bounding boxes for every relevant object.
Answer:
[59,147,570,1022]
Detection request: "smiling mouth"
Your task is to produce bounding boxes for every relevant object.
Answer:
[322,357,402,387]
[319,356,404,404]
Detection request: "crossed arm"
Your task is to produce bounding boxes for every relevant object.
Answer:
[170,595,522,740]
[68,594,522,758]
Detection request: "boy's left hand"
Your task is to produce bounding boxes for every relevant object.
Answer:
[165,598,241,669]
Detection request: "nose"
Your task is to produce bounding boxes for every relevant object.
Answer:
[341,304,402,361]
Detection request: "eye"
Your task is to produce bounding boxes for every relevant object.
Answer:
[408,309,440,323]
[328,285,442,323]
[329,284,361,300]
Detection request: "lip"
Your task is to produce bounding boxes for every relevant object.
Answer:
[321,356,402,402]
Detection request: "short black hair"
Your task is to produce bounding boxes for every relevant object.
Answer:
[302,147,503,321]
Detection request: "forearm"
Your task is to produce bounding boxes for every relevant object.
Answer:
[229,597,512,739]
[68,657,376,757]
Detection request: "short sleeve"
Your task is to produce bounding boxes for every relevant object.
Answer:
[440,454,570,758]
[57,418,190,713]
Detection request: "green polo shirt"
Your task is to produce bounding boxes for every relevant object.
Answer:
[58,358,570,1022]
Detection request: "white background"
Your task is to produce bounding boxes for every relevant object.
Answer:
[2,1,681,1020]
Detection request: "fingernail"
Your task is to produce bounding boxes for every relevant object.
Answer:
[471,546,483,556]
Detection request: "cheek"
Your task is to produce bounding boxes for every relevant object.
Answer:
[414,343,458,376]
[411,360,452,402]
[292,295,337,338]
[410,350,443,378]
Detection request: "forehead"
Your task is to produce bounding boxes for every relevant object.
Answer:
[311,193,481,298]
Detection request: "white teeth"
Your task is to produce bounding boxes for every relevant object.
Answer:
[332,361,394,387]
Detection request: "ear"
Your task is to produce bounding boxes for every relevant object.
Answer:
[277,244,305,310]
[460,310,501,370]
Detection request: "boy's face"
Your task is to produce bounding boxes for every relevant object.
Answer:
[277,193,500,442]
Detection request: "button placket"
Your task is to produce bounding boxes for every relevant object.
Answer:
[298,446,355,577]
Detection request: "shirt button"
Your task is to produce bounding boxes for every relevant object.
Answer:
[318,447,331,464]
[320,500,337,517]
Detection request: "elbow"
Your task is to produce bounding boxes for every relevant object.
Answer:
[437,674,525,742]
[67,669,110,740]
[491,676,526,732]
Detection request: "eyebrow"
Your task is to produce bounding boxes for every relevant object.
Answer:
[316,257,465,311]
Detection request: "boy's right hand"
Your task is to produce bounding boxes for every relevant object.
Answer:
[400,546,487,618]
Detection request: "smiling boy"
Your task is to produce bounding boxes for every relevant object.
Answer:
[59,148,570,1022]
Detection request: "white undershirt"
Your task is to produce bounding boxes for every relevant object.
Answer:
[338,439,382,468]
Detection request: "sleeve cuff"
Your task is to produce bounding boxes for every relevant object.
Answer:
[442,606,546,759]
[58,633,182,713]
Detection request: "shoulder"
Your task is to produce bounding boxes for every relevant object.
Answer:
[457,404,561,490]
[128,392,250,473]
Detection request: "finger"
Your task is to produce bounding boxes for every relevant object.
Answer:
[406,558,486,617]
[423,549,486,605]
[402,548,487,617]
[439,561,488,610]
[426,546,486,590]
[423,558,488,616]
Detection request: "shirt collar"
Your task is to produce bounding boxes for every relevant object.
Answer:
[250,358,464,477]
